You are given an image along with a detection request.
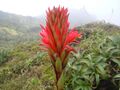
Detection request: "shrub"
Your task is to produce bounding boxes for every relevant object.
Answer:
[0,50,9,65]
[65,34,120,90]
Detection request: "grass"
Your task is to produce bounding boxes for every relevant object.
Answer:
[0,41,54,90]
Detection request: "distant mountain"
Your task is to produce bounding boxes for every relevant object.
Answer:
[69,8,97,27]
[0,11,40,33]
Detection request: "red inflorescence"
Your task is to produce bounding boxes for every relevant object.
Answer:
[40,6,82,63]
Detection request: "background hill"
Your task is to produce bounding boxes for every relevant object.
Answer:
[0,11,40,47]
[0,11,39,32]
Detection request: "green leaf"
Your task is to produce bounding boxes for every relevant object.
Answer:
[114,74,120,79]
[95,56,105,63]
[57,72,65,90]
[55,57,62,73]
[80,60,90,67]
[111,49,120,56]
[96,64,106,77]
[112,58,120,67]
[95,74,100,86]
[108,36,120,44]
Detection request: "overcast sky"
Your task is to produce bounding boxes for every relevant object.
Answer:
[0,0,120,25]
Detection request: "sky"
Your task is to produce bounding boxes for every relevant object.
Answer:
[0,0,120,25]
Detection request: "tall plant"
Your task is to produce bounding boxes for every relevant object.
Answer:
[39,6,82,90]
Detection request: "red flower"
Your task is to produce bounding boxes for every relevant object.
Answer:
[40,6,81,62]
[39,6,82,90]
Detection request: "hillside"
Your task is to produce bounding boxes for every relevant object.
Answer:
[0,11,39,31]
[0,22,120,90]
[0,11,40,48]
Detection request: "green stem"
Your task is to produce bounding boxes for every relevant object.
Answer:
[55,71,65,90]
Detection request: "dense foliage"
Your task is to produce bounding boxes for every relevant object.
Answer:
[65,29,120,90]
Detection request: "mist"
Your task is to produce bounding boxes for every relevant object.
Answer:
[0,0,120,26]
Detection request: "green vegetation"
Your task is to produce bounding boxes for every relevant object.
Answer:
[65,29,120,90]
[0,42,54,90]
[0,11,40,48]
[0,21,120,90]
[0,50,9,65]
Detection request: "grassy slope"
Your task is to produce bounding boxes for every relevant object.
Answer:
[0,41,54,90]
[0,22,120,90]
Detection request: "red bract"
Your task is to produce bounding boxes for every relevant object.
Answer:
[39,6,82,90]
[40,6,81,61]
